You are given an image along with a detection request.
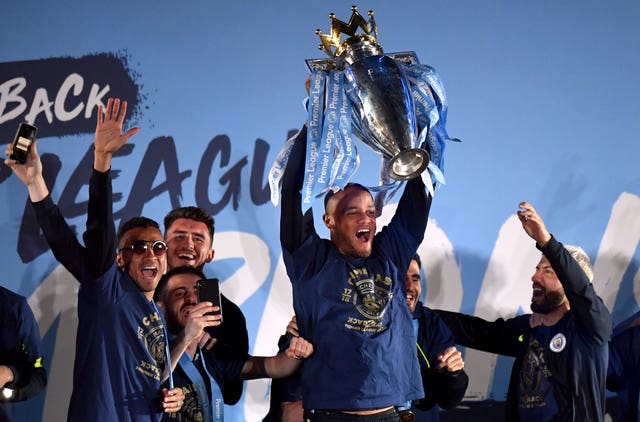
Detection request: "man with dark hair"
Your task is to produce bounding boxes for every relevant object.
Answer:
[5,98,184,421]
[0,286,47,422]
[162,206,249,405]
[437,202,612,421]
[278,124,433,420]
[154,266,313,422]
[405,254,468,420]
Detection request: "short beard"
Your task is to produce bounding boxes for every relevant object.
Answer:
[166,311,183,336]
[531,289,565,314]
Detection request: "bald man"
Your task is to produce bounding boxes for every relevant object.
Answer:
[279,124,433,421]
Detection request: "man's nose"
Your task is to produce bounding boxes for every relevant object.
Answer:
[531,270,542,283]
[143,245,155,257]
[180,234,195,246]
[186,289,198,304]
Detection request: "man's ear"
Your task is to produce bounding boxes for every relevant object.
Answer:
[323,213,333,229]
[116,251,125,269]
[205,248,214,264]
[156,301,166,313]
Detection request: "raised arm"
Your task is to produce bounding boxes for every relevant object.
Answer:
[378,175,433,272]
[168,301,220,374]
[540,236,611,343]
[83,98,139,277]
[280,125,315,254]
[518,202,612,344]
[392,176,432,244]
[5,142,87,280]
[4,141,48,203]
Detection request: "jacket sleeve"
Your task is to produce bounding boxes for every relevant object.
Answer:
[414,309,468,410]
[31,195,87,281]
[208,295,249,405]
[82,169,117,277]
[416,368,468,411]
[539,236,612,345]
[280,125,315,254]
[0,297,47,402]
[435,310,528,357]
[391,176,431,246]
[376,176,433,278]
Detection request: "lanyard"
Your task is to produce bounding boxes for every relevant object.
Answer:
[151,301,174,389]
[179,348,224,422]
[413,318,430,369]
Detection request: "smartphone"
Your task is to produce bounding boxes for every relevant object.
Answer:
[196,278,223,322]
[9,123,38,164]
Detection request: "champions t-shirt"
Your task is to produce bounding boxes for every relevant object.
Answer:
[69,262,168,422]
[284,221,424,410]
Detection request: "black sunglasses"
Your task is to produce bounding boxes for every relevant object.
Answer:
[119,240,168,256]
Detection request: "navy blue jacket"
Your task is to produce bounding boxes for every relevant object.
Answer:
[437,236,611,421]
[607,314,640,422]
[0,287,47,422]
[34,170,169,422]
[412,304,468,420]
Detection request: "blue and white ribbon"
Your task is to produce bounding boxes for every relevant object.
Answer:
[269,54,458,209]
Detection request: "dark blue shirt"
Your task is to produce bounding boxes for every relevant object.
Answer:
[607,315,640,422]
[0,287,47,422]
[437,236,612,421]
[33,170,170,421]
[280,126,430,410]
[412,304,468,421]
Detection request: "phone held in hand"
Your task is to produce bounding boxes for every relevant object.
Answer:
[10,122,38,164]
[196,278,223,322]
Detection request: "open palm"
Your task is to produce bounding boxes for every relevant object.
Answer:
[95,98,139,154]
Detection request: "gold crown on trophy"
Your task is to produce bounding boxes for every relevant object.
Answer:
[315,5,379,59]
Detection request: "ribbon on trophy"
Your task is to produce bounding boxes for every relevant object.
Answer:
[269,6,459,212]
[268,70,359,210]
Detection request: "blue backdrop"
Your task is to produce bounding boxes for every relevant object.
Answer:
[1,1,639,420]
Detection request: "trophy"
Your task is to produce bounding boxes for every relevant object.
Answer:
[307,6,429,181]
[268,6,455,208]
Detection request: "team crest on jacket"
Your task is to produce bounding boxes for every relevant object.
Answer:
[344,268,392,320]
[549,333,567,352]
[354,278,386,315]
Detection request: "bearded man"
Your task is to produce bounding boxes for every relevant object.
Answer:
[436,202,612,422]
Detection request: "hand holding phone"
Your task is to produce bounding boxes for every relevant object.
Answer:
[9,123,38,164]
[196,278,223,322]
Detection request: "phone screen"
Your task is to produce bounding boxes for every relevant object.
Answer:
[10,123,38,164]
[196,278,223,321]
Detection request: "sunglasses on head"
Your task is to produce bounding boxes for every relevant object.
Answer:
[119,240,168,256]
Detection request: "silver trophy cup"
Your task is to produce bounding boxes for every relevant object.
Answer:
[311,7,430,181]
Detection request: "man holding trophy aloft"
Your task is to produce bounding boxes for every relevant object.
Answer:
[271,6,458,421]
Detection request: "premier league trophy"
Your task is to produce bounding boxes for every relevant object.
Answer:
[310,6,428,181]
[269,6,456,209]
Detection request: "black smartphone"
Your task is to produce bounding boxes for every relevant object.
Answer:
[9,122,38,164]
[196,278,223,322]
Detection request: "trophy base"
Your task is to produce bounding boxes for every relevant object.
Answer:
[387,148,430,181]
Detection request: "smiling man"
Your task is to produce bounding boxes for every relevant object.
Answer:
[162,206,249,405]
[436,202,612,422]
[405,254,468,421]
[279,125,433,421]
[6,98,184,421]
[154,266,313,422]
